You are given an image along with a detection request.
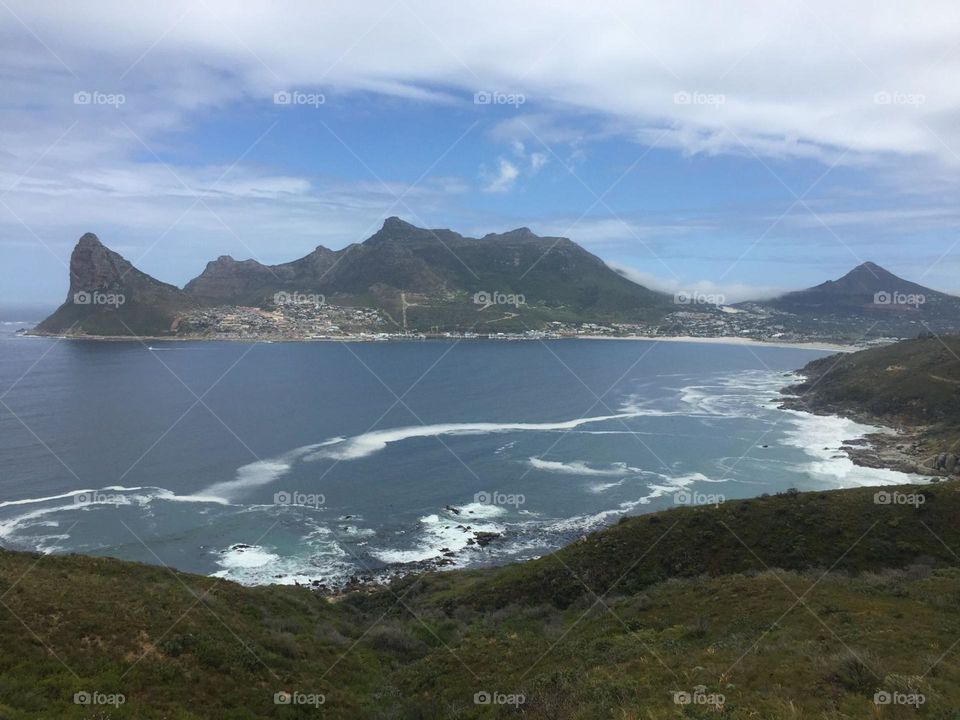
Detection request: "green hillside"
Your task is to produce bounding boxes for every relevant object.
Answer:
[2,480,959,718]
[786,335,960,460]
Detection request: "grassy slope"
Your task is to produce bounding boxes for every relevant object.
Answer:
[788,335,960,448]
[3,481,960,718]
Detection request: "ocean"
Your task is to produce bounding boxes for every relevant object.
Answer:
[0,327,919,587]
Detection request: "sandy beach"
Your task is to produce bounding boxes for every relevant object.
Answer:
[574,335,857,353]
[19,331,859,352]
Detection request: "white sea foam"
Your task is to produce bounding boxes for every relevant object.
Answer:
[305,415,640,462]
[780,409,923,487]
[542,470,715,534]
[370,503,505,564]
[207,412,644,499]
[217,544,279,569]
[587,480,626,493]
[527,457,643,476]
[0,486,230,545]
[211,527,356,586]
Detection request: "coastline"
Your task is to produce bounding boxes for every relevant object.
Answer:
[780,375,939,478]
[573,334,857,353]
[20,330,859,353]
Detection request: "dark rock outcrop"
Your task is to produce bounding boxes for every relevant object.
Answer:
[35,233,195,336]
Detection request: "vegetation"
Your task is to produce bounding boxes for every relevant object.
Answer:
[3,480,960,718]
[788,334,960,448]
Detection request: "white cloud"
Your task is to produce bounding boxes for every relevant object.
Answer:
[608,263,791,304]
[4,0,960,164]
[482,159,520,193]
[529,152,547,174]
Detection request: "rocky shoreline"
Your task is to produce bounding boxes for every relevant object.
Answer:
[780,377,949,478]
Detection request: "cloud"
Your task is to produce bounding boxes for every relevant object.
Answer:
[5,0,960,164]
[482,159,520,193]
[609,263,791,304]
[482,142,546,193]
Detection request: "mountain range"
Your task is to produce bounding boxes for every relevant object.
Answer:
[35,218,671,336]
[33,219,960,338]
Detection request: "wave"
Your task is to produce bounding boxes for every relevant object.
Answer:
[779,409,922,487]
[206,412,643,500]
[0,486,230,545]
[527,457,643,477]
[211,534,354,587]
[370,502,505,565]
[542,471,713,534]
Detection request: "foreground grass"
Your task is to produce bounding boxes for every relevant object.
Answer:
[2,481,960,718]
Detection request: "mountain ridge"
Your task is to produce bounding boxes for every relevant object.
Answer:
[35,218,672,336]
[33,223,960,339]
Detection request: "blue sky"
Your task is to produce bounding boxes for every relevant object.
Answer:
[2,1,960,312]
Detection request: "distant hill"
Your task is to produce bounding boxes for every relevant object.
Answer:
[34,233,195,336]
[739,261,960,338]
[35,219,671,336]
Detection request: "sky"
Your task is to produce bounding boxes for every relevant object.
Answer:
[2,0,960,312]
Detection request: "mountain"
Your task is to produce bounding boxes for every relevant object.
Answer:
[37,219,671,336]
[740,261,960,337]
[1,479,957,717]
[184,217,670,326]
[34,233,195,336]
